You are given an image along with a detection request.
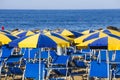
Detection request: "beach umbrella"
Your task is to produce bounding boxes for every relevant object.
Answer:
[89,36,120,80]
[9,33,69,48]
[76,38,99,49]
[0,33,17,45]
[0,30,10,34]
[61,29,83,38]
[81,29,94,34]
[74,31,105,44]
[45,32,73,41]
[102,29,120,36]
[12,30,24,36]
[16,30,35,38]
[89,36,120,50]
[9,33,69,80]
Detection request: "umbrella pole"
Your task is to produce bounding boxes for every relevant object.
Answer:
[39,48,41,80]
[28,48,31,62]
[48,49,50,67]
[106,50,109,80]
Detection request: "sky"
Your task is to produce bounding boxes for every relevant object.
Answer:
[0,0,120,9]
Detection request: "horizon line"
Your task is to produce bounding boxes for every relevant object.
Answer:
[0,8,120,10]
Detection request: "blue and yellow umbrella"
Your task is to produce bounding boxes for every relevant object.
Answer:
[45,32,73,41]
[0,30,10,34]
[102,29,120,36]
[61,29,83,38]
[16,30,35,38]
[89,36,120,50]
[81,29,94,34]
[9,33,70,48]
[0,33,17,45]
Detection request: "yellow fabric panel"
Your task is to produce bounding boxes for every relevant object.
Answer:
[45,32,73,41]
[61,29,74,36]
[13,30,24,36]
[0,32,6,34]
[74,31,98,44]
[99,32,108,38]
[59,34,74,41]
[19,34,39,48]
[81,30,90,34]
[76,38,98,48]
[108,37,120,50]
[109,29,120,36]
[26,31,35,36]
[46,35,70,48]
[11,31,19,35]
[0,33,11,44]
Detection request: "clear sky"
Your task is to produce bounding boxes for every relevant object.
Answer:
[0,0,120,9]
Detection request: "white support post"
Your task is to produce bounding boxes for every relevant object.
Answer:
[39,48,41,80]
[106,50,109,80]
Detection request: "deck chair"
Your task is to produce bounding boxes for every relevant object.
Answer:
[48,50,70,79]
[0,46,13,61]
[97,50,113,63]
[8,67,23,79]
[23,62,46,80]
[23,48,38,61]
[110,50,120,63]
[89,61,109,79]
[6,55,23,67]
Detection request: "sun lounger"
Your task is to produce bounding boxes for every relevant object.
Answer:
[23,62,46,80]
[89,61,108,78]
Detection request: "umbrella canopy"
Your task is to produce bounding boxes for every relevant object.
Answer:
[89,36,120,50]
[12,30,24,36]
[0,33,17,45]
[61,29,83,38]
[102,29,120,36]
[0,30,10,34]
[9,33,70,48]
[16,31,35,38]
[45,32,73,41]
[76,38,99,49]
[81,29,94,34]
[74,31,103,44]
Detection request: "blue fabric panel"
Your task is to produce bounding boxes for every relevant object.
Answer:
[17,32,27,37]
[51,33,67,41]
[103,29,111,34]
[25,62,45,79]
[52,56,69,65]
[37,34,57,48]
[70,31,83,38]
[7,56,22,63]
[84,32,99,42]
[5,34,17,40]
[89,37,108,47]
[1,47,13,58]
[9,36,28,47]
[8,67,23,75]
[90,61,108,78]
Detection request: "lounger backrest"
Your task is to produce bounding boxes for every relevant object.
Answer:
[1,47,13,58]
[24,62,46,79]
[50,50,58,61]
[90,61,108,78]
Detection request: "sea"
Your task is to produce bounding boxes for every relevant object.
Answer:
[0,9,120,32]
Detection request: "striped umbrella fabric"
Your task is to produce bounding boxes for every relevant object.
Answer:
[81,29,94,34]
[102,29,120,36]
[89,36,120,50]
[16,31,35,38]
[0,33,17,45]
[61,29,83,38]
[9,33,70,48]
[45,32,73,41]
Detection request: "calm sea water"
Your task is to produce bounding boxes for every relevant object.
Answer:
[0,9,120,31]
